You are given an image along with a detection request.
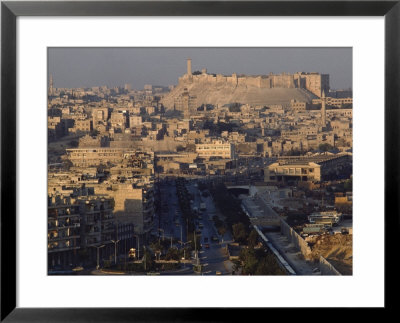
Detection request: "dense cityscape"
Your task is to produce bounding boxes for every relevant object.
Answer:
[48,57,353,276]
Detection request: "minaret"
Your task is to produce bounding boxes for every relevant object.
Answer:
[321,90,326,127]
[187,58,192,76]
[49,74,54,96]
[183,89,190,120]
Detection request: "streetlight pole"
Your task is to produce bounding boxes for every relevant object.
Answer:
[194,230,199,265]
[158,228,164,244]
[186,218,189,243]
[136,234,140,260]
[180,225,183,248]
[179,240,191,268]
[193,231,196,252]
[111,240,120,265]
[124,239,127,270]
[94,245,105,270]
[143,245,146,271]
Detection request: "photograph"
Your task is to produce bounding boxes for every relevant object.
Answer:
[47,47,353,276]
[1,0,397,319]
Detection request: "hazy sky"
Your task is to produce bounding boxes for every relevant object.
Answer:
[48,47,352,90]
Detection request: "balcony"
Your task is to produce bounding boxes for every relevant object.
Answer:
[85,209,101,215]
[48,235,80,242]
[48,210,80,219]
[48,222,80,230]
[48,246,80,253]
[101,216,114,222]
[86,231,101,236]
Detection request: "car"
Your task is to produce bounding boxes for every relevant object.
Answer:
[216,271,221,275]
[204,243,210,249]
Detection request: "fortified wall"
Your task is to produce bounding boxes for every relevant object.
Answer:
[178,59,329,98]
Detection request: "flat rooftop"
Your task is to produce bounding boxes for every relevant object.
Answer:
[277,153,351,165]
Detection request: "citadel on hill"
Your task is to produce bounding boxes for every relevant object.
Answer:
[161,59,330,109]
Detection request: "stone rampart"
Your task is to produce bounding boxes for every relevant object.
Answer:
[179,72,324,91]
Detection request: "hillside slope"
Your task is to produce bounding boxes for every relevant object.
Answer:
[161,82,317,109]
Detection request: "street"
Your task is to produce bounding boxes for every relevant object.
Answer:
[156,179,234,275]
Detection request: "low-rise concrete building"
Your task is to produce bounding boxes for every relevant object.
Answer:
[196,140,235,159]
[66,148,125,167]
[264,153,352,183]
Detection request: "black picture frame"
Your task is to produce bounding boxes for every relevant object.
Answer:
[1,1,398,321]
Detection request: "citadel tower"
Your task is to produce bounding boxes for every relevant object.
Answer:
[187,58,192,76]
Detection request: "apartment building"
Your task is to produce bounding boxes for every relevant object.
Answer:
[196,140,235,159]
[48,194,115,270]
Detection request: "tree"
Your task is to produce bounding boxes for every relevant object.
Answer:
[142,247,154,271]
[343,177,352,192]
[318,143,334,152]
[247,229,259,248]
[238,247,287,275]
[254,249,286,275]
[232,259,241,273]
[285,148,303,156]
[165,247,179,261]
[69,140,79,148]
[232,223,248,244]
[228,103,241,112]
[150,241,162,254]
[254,258,277,275]
[218,225,226,237]
[239,248,258,275]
